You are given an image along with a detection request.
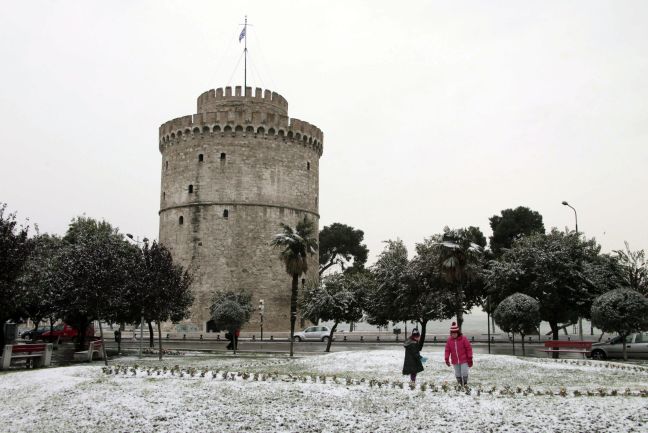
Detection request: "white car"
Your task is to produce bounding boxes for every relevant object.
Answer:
[292,326,333,342]
[590,332,648,360]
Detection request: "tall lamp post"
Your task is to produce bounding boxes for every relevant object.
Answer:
[561,201,578,234]
[126,233,149,358]
[561,202,583,340]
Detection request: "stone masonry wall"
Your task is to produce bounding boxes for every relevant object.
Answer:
[158,87,322,332]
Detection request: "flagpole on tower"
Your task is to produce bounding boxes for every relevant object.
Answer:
[243,15,248,88]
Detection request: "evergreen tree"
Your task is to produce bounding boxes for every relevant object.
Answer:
[591,288,648,361]
[492,293,540,356]
[300,271,366,352]
[271,216,318,357]
[0,204,31,350]
[489,206,545,257]
[319,223,368,275]
[209,290,252,354]
[487,229,619,357]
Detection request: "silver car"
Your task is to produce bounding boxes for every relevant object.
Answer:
[590,332,648,360]
[292,326,333,342]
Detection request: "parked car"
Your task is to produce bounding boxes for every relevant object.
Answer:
[41,323,95,342]
[589,332,648,360]
[20,326,50,341]
[293,326,334,342]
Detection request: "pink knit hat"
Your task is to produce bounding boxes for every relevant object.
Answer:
[450,322,460,333]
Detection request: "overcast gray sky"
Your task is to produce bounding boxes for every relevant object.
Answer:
[1,0,647,262]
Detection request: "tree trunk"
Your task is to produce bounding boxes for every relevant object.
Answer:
[512,333,515,356]
[148,321,154,348]
[598,332,606,342]
[418,320,427,351]
[623,338,628,361]
[32,320,41,339]
[98,320,108,366]
[456,310,464,330]
[549,321,560,359]
[158,322,163,361]
[75,319,92,351]
[231,327,237,355]
[325,322,337,353]
[289,273,299,357]
[0,314,7,355]
[521,333,526,356]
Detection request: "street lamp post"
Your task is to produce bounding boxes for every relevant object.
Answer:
[561,201,578,234]
[561,202,584,340]
[126,233,149,358]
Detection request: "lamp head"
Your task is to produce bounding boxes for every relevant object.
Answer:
[562,201,569,206]
[126,233,134,239]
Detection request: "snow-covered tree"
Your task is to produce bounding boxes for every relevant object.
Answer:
[300,270,366,352]
[408,238,462,349]
[486,229,619,357]
[16,233,62,333]
[209,290,252,354]
[50,217,134,349]
[614,242,648,296]
[270,216,318,357]
[366,239,454,350]
[591,288,648,361]
[138,241,193,359]
[0,203,31,349]
[364,239,409,326]
[492,293,540,356]
[432,227,486,329]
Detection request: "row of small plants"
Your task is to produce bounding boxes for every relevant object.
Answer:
[536,358,648,373]
[141,348,184,356]
[101,364,648,398]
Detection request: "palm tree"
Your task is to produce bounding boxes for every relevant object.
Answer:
[434,227,484,329]
[271,216,318,357]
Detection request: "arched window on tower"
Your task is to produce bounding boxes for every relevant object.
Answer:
[165,161,168,170]
[307,161,311,171]
[223,209,229,219]
[188,185,194,193]
[179,216,184,225]
[198,154,204,162]
[220,152,226,160]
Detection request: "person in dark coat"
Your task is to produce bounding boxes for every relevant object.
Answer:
[402,329,424,382]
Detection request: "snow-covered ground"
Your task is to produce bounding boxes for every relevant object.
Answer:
[1,350,647,432]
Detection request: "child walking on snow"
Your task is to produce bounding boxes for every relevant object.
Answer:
[402,329,424,382]
[444,322,473,386]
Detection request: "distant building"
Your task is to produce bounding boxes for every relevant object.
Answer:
[158,86,323,331]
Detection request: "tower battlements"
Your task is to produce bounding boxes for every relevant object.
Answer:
[159,88,323,155]
[197,86,288,115]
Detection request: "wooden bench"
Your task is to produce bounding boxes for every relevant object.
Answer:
[541,340,592,357]
[1,343,53,369]
[73,339,105,362]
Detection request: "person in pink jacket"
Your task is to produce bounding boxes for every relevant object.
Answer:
[444,322,473,386]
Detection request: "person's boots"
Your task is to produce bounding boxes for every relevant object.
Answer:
[456,377,463,385]
[462,376,468,386]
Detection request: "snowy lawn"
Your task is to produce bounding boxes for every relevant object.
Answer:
[1,349,647,432]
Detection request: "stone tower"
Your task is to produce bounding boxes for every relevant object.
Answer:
[158,86,323,332]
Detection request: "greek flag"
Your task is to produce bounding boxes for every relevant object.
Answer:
[239,27,246,42]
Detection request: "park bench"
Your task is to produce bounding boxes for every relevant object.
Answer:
[1,343,53,369]
[73,339,105,362]
[541,340,592,357]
